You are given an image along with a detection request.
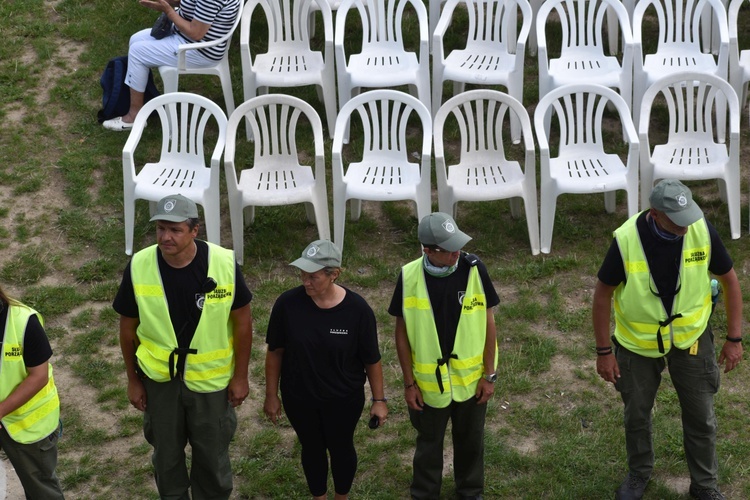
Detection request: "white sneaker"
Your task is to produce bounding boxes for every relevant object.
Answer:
[102,116,134,131]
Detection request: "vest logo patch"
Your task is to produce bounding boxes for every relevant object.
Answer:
[5,346,22,358]
[196,294,205,310]
[330,328,348,335]
[685,250,707,264]
[207,287,232,300]
[458,291,465,305]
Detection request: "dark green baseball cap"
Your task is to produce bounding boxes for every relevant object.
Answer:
[290,240,342,272]
[150,194,199,222]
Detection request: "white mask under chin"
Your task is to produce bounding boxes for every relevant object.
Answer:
[422,254,458,277]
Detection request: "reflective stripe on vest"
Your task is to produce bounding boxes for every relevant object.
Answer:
[131,242,236,392]
[0,305,60,444]
[402,257,493,408]
[613,213,712,358]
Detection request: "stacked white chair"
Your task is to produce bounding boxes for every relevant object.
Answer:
[535,84,640,254]
[538,0,634,116]
[334,0,431,142]
[224,94,331,264]
[729,0,750,110]
[434,89,540,255]
[159,0,243,116]
[122,92,227,255]
[433,0,531,143]
[632,0,729,139]
[332,90,432,249]
[638,72,741,239]
[240,0,337,139]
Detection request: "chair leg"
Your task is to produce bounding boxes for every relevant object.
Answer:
[230,200,245,266]
[540,189,558,254]
[350,199,362,221]
[203,201,221,246]
[313,200,331,241]
[218,66,236,116]
[159,67,179,94]
[604,191,616,214]
[523,192,541,256]
[304,202,316,224]
[244,205,255,225]
[124,193,136,256]
[724,176,741,239]
[333,191,347,251]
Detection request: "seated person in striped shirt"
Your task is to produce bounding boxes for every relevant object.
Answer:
[103,0,240,131]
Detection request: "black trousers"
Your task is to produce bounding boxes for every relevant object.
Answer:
[282,390,365,496]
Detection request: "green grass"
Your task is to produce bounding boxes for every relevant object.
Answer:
[1,0,750,498]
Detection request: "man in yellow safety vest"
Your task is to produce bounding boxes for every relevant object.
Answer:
[114,194,253,498]
[593,180,743,500]
[390,212,499,500]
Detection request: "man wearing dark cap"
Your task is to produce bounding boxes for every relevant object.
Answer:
[592,180,743,500]
[113,194,253,499]
[389,212,500,500]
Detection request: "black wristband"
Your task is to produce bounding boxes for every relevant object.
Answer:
[372,398,388,403]
[404,382,417,389]
[726,336,742,343]
[596,348,613,356]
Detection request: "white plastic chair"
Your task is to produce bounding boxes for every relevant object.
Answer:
[334,0,431,142]
[158,0,243,116]
[240,0,337,139]
[638,72,740,238]
[434,90,540,255]
[225,94,331,264]
[122,92,227,255]
[332,90,432,249]
[729,0,750,110]
[534,84,640,254]
[433,0,531,143]
[538,0,634,116]
[632,0,729,136]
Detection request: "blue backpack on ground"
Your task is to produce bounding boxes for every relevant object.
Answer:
[97,56,161,123]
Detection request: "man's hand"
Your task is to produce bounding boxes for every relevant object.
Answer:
[596,353,620,384]
[128,378,147,411]
[264,393,282,424]
[404,384,424,411]
[718,340,743,373]
[227,375,249,407]
[475,378,495,404]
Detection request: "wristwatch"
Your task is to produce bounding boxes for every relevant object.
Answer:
[484,373,497,383]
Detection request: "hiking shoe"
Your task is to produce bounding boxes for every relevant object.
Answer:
[615,473,649,500]
[689,485,725,500]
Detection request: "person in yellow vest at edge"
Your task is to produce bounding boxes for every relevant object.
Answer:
[0,284,64,499]
[390,212,499,500]
[113,194,253,499]
[593,180,743,500]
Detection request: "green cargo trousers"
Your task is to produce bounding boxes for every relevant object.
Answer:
[143,377,237,500]
[614,327,720,489]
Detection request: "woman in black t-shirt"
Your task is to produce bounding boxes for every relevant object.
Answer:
[264,240,386,500]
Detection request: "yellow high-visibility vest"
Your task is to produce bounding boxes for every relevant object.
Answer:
[402,258,495,408]
[613,213,712,357]
[0,304,60,444]
[131,242,236,392]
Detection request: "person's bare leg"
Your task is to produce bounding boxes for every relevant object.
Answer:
[122,89,145,123]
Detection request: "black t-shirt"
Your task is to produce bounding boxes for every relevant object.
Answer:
[597,212,733,313]
[388,253,501,357]
[266,285,381,403]
[112,240,253,348]
[0,303,52,368]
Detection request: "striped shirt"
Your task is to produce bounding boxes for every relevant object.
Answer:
[177,0,240,61]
